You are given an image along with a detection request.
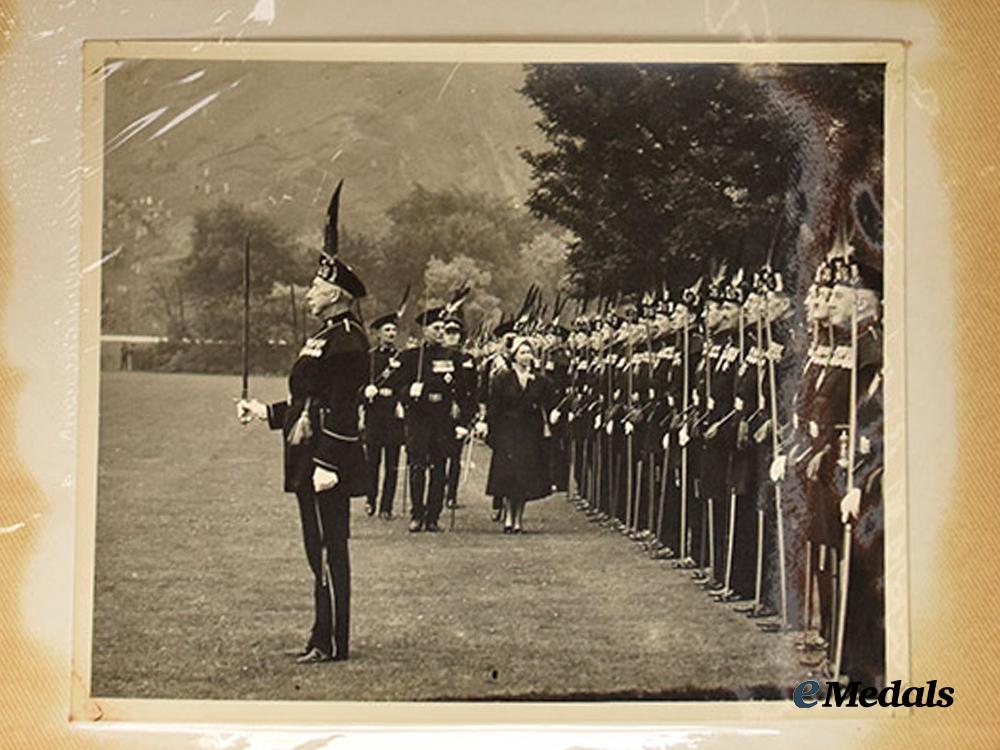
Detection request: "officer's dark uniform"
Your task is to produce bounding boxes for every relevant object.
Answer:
[390,314,475,531]
[258,181,369,663]
[364,326,405,518]
[266,307,368,661]
[841,322,884,686]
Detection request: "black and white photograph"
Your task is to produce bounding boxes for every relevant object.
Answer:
[76,42,904,714]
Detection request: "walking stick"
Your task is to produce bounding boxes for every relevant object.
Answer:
[833,286,860,678]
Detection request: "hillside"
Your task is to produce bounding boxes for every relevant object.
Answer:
[100,58,548,333]
[103,58,545,240]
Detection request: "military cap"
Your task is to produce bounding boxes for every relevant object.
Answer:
[370,312,399,330]
[316,180,366,298]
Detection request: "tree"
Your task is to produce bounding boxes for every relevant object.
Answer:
[519,63,802,297]
[101,192,174,333]
[423,254,500,331]
[371,184,545,317]
[180,202,299,342]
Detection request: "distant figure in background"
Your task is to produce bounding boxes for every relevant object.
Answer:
[483,337,551,533]
[119,342,133,371]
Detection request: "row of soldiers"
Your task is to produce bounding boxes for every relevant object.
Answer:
[358,239,884,687]
[472,245,883,687]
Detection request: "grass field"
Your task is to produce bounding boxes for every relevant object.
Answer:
[92,371,804,701]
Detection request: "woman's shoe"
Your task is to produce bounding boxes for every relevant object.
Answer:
[513,526,523,534]
[503,526,513,534]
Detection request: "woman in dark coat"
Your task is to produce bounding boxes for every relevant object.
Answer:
[485,337,551,532]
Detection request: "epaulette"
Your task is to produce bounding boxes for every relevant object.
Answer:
[321,316,368,355]
[831,344,854,370]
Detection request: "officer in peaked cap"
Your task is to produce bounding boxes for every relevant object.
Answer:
[238,180,369,664]
[362,311,406,520]
[389,304,476,532]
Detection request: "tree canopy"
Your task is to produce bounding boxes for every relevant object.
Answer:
[519,63,884,298]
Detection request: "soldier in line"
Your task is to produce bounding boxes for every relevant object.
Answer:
[541,321,572,494]
[837,254,885,686]
[831,251,885,685]
[237,183,368,664]
[362,312,406,520]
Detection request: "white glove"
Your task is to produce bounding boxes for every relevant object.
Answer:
[473,420,488,439]
[395,402,405,419]
[237,398,267,424]
[363,384,378,401]
[313,466,339,493]
[624,420,634,436]
[455,425,470,440]
[769,454,787,483]
[753,419,770,444]
[859,435,871,455]
[605,420,614,435]
[409,382,424,399]
[661,432,671,451]
[704,422,719,441]
[734,396,744,412]
[679,424,690,447]
[567,411,575,423]
[840,487,862,524]
[707,396,716,411]
[806,450,824,481]
[549,408,561,425]
[594,415,601,430]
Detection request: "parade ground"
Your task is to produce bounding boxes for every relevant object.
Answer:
[92,371,805,702]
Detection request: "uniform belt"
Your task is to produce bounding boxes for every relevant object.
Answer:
[427,393,444,403]
[378,387,393,397]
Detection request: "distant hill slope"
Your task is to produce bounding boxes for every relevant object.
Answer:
[103,58,546,243]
